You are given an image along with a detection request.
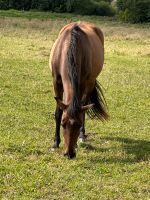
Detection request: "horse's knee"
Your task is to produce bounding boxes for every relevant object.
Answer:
[55,108,62,121]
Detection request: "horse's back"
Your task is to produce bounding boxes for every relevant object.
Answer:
[79,22,104,76]
[59,21,104,46]
[50,22,104,79]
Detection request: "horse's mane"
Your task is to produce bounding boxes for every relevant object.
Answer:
[67,25,82,117]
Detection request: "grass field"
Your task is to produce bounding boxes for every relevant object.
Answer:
[0,10,150,200]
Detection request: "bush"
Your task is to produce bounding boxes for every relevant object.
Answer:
[117,0,150,23]
[72,0,96,15]
[31,0,40,10]
[0,0,116,17]
[0,0,9,9]
[73,0,115,16]
[134,0,150,23]
[4,0,32,10]
[65,0,74,12]
[94,1,116,16]
[51,0,67,13]
[38,0,51,11]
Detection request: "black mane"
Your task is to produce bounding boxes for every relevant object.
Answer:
[67,25,81,117]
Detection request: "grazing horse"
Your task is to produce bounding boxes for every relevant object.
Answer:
[50,21,108,159]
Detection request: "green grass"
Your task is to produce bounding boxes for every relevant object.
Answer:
[0,10,150,200]
[0,9,115,22]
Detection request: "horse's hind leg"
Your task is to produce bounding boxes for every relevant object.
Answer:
[52,106,63,148]
[79,113,86,142]
[52,81,63,149]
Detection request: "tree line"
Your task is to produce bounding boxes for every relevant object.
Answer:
[0,0,149,23]
[117,0,150,23]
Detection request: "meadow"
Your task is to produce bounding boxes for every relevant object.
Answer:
[0,10,150,200]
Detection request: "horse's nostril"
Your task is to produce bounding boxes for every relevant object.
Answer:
[64,152,76,159]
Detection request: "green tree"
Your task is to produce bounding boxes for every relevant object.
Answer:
[0,0,9,9]
[0,0,116,16]
[66,0,74,12]
[117,0,150,23]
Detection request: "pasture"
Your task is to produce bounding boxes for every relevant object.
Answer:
[0,10,150,200]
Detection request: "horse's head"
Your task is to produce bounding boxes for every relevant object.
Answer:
[55,98,93,159]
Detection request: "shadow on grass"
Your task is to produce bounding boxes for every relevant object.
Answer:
[81,135,150,164]
[4,144,44,158]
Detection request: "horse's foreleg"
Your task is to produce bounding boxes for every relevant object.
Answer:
[52,106,63,148]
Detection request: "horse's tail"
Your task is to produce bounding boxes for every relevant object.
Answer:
[87,80,109,121]
[67,25,82,116]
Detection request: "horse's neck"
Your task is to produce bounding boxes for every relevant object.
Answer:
[63,81,73,105]
[63,80,81,108]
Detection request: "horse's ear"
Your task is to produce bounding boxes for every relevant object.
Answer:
[81,104,94,111]
[55,97,68,110]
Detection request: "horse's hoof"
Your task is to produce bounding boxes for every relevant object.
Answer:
[51,146,59,151]
[64,152,76,159]
[51,147,56,152]
[79,138,85,143]
[51,142,59,150]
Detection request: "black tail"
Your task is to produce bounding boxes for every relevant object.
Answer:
[87,80,109,121]
[67,25,81,116]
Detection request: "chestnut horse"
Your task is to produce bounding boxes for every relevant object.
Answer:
[50,21,108,159]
